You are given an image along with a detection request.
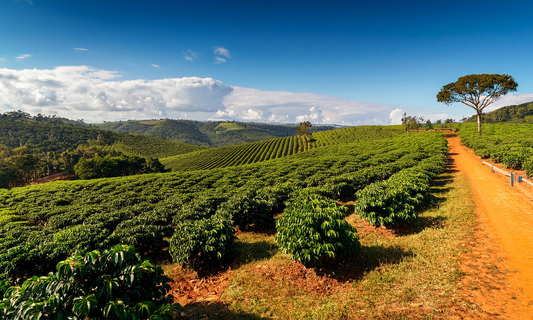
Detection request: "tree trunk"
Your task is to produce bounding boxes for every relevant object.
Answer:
[477,112,482,134]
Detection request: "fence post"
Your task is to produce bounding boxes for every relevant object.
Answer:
[511,172,514,186]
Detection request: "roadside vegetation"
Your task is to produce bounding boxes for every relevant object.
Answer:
[458,122,533,176]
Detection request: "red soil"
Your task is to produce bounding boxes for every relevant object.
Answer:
[448,137,533,318]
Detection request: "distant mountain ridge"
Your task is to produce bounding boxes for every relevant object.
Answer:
[464,101,533,123]
[94,119,340,148]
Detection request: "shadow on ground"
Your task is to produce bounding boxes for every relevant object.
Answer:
[313,244,414,282]
[232,239,278,266]
[179,302,270,320]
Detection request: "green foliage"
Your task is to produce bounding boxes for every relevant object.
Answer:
[169,213,236,268]
[162,126,403,172]
[0,113,203,188]
[437,74,518,133]
[295,121,313,138]
[463,101,533,124]
[275,194,360,266]
[74,154,166,179]
[95,119,334,148]
[458,123,533,175]
[0,131,447,277]
[355,156,446,226]
[0,244,180,319]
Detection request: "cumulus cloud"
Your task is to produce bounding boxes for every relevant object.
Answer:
[15,54,31,61]
[183,50,198,62]
[214,47,231,59]
[151,64,160,68]
[0,66,233,121]
[215,87,396,125]
[0,66,414,125]
[73,48,88,52]
[389,108,403,125]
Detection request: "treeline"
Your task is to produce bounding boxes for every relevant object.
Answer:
[0,142,166,188]
[75,154,165,179]
[463,101,533,123]
[0,111,206,187]
[0,111,203,157]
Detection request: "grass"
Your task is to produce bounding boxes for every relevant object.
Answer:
[216,123,245,132]
[171,170,477,319]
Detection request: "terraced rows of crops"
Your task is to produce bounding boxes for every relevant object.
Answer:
[161,125,403,171]
[0,131,446,279]
[459,123,533,176]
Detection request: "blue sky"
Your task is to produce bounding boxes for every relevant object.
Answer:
[1,0,533,124]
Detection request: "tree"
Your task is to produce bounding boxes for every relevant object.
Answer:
[401,113,424,132]
[295,121,313,138]
[437,74,518,134]
[426,119,433,130]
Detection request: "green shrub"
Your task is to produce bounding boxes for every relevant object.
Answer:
[475,148,491,158]
[275,195,360,266]
[523,156,533,178]
[217,190,274,229]
[355,168,434,226]
[0,244,179,319]
[502,148,533,169]
[169,213,236,269]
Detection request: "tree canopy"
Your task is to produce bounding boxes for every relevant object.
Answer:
[436,74,518,133]
[295,121,313,138]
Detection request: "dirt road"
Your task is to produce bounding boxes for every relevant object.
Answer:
[448,137,533,307]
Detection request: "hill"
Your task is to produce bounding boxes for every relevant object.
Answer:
[0,113,204,159]
[464,101,533,123]
[94,119,339,148]
[161,126,403,171]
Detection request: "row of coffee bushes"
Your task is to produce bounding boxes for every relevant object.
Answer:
[0,132,447,278]
[459,123,533,175]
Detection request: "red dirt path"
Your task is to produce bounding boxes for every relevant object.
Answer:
[448,137,533,318]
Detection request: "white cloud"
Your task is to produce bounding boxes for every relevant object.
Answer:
[73,48,88,52]
[216,87,396,125]
[15,54,31,61]
[151,64,160,68]
[183,50,198,62]
[389,108,403,125]
[485,93,533,111]
[0,58,5,62]
[0,66,233,121]
[214,56,227,64]
[214,46,231,63]
[0,66,437,125]
[214,46,231,59]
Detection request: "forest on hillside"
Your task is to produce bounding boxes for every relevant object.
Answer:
[95,119,339,147]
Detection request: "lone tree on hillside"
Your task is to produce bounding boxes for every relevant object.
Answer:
[296,121,313,138]
[437,74,518,134]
